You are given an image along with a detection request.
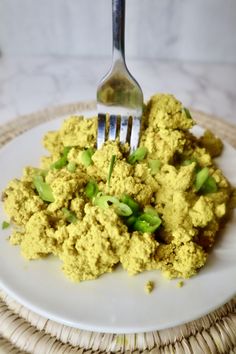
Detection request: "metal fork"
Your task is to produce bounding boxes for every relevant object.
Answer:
[97,0,143,152]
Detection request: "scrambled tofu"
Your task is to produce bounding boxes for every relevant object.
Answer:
[2,94,234,282]
[145,281,154,294]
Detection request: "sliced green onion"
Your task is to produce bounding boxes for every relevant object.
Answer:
[144,206,158,216]
[183,158,201,173]
[63,146,72,155]
[195,167,209,192]
[51,147,71,170]
[33,176,55,202]
[183,107,192,119]
[62,208,77,223]
[182,158,198,166]
[2,221,10,230]
[148,159,161,175]
[51,156,67,169]
[85,181,99,199]
[195,167,218,194]
[128,147,148,165]
[200,176,218,194]
[67,161,77,173]
[133,220,159,233]
[133,212,162,233]
[120,195,139,213]
[81,148,94,167]
[107,155,116,187]
[126,215,137,227]
[133,220,153,233]
[139,213,162,226]
[93,195,119,209]
[114,202,133,216]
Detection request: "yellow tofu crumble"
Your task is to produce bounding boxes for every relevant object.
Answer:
[2,94,235,283]
[177,281,184,288]
[145,281,155,294]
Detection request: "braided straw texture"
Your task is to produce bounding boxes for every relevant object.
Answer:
[0,101,236,354]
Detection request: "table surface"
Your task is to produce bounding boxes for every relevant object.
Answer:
[0,56,236,127]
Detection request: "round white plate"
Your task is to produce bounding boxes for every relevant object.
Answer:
[0,112,236,334]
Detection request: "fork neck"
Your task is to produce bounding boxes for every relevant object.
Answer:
[112,0,126,64]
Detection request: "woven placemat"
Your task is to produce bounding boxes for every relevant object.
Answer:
[0,102,236,354]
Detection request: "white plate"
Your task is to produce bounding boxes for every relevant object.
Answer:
[0,111,236,334]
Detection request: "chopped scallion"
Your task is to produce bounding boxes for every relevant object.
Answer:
[114,202,133,216]
[51,156,67,170]
[63,146,72,155]
[91,190,162,234]
[195,167,218,194]
[2,221,10,230]
[128,147,148,165]
[195,167,209,192]
[51,147,71,170]
[144,206,158,216]
[120,195,139,213]
[133,212,162,233]
[133,220,159,233]
[200,175,218,194]
[148,159,161,175]
[126,215,137,227]
[139,212,162,225]
[85,181,99,199]
[93,195,119,209]
[183,107,192,119]
[81,148,94,167]
[62,208,77,223]
[67,161,77,173]
[107,155,116,187]
[182,158,198,166]
[33,176,55,202]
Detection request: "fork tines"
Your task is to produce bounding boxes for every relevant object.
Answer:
[97,113,141,152]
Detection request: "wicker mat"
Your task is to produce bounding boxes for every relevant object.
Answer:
[0,101,236,354]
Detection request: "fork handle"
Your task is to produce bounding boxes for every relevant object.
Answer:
[112,0,125,62]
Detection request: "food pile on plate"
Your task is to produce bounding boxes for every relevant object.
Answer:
[2,94,234,282]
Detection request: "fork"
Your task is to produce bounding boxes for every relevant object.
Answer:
[96,0,143,152]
